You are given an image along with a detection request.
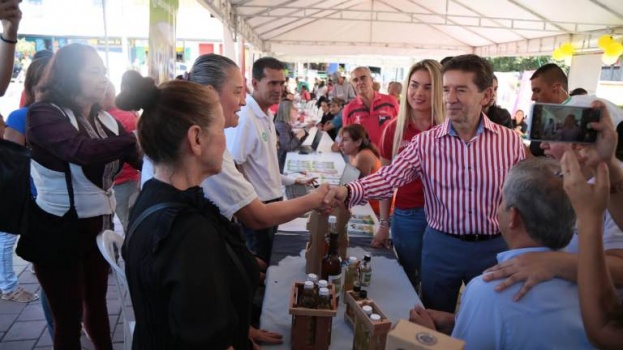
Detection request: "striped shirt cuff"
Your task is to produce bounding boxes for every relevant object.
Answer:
[347,182,366,208]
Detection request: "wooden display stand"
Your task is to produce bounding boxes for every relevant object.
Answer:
[305,206,350,276]
[344,290,370,328]
[288,282,338,350]
[352,300,392,350]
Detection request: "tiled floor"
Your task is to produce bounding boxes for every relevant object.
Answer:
[0,253,127,350]
[0,216,129,350]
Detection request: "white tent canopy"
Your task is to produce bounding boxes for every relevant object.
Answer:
[199,0,623,61]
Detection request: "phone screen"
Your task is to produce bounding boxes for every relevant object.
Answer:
[529,103,601,143]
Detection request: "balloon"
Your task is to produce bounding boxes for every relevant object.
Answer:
[602,53,619,65]
[598,35,613,50]
[560,43,574,57]
[552,48,564,61]
[604,41,623,57]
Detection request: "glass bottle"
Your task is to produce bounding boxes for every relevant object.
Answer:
[359,254,372,287]
[299,280,317,309]
[318,279,328,290]
[317,287,332,309]
[307,273,318,292]
[358,289,367,301]
[321,228,342,300]
[322,216,337,256]
[342,256,359,301]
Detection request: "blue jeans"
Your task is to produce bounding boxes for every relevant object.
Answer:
[391,207,427,288]
[0,231,18,294]
[243,225,276,264]
[113,180,139,233]
[420,226,507,313]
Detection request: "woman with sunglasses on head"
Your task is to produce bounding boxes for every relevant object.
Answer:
[373,59,444,290]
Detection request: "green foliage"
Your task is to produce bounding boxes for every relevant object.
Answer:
[487,56,569,74]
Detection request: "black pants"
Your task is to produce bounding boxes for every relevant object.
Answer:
[242,197,282,263]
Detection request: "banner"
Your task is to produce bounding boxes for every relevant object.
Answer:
[149,0,179,84]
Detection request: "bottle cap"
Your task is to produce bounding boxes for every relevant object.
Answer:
[307,273,318,282]
[318,280,328,288]
[348,256,358,264]
[319,287,330,296]
[362,305,373,314]
[304,281,314,289]
[370,314,381,321]
[363,254,371,261]
[328,216,337,224]
[359,290,367,299]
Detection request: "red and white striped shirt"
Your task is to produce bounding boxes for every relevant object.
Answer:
[348,115,525,235]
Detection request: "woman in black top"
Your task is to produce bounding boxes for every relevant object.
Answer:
[119,74,258,349]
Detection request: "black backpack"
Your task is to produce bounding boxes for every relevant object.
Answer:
[0,139,32,234]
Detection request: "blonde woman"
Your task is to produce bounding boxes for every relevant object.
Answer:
[372,59,444,289]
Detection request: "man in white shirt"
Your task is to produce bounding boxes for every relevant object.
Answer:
[225,57,286,264]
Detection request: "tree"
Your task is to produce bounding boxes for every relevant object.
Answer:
[488,56,569,74]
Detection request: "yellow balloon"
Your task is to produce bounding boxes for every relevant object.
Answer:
[604,41,623,57]
[602,52,619,65]
[560,43,574,57]
[598,35,613,50]
[552,48,564,61]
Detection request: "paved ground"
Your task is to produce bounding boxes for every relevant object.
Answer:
[0,253,128,350]
[0,217,129,350]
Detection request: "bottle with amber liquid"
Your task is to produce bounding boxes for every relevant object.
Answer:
[317,287,332,309]
[321,219,342,302]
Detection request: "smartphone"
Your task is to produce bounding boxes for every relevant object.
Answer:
[529,103,601,143]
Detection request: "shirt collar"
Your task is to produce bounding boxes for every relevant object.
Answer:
[354,91,381,106]
[496,247,552,263]
[439,113,496,138]
[246,94,271,120]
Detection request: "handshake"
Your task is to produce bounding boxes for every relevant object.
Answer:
[309,184,349,214]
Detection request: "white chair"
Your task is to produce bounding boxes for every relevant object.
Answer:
[96,229,135,350]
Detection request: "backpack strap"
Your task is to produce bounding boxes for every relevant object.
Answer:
[126,201,254,296]
[125,202,187,244]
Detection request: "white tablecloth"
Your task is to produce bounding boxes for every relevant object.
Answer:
[260,247,423,349]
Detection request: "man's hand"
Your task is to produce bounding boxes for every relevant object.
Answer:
[308,183,338,214]
[482,251,557,301]
[562,150,610,219]
[0,0,21,39]
[409,305,436,330]
[295,176,318,186]
[409,306,456,334]
[371,225,391,249]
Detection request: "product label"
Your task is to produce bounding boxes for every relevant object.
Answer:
[328,273,342,293]
[362,271,371,285]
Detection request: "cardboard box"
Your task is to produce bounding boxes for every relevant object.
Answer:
[385,319,465,350]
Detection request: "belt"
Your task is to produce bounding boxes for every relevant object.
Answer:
[445,232,501,242]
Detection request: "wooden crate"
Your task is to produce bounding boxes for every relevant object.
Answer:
[344,290,371,328]
[351,300,392,350]
[288,282,338,350]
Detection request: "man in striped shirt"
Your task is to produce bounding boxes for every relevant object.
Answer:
[334,54,526,312]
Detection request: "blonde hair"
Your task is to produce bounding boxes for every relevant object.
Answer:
[392,59,444,158]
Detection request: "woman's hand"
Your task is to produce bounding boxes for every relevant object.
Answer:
[372,225,391,249]
[249,326,283,350]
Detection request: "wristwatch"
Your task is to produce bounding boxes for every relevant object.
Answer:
[379,218,391,228]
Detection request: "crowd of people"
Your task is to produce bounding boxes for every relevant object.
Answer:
[2,1,623,349]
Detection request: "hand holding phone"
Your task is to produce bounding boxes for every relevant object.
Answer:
[529,103,601,144]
